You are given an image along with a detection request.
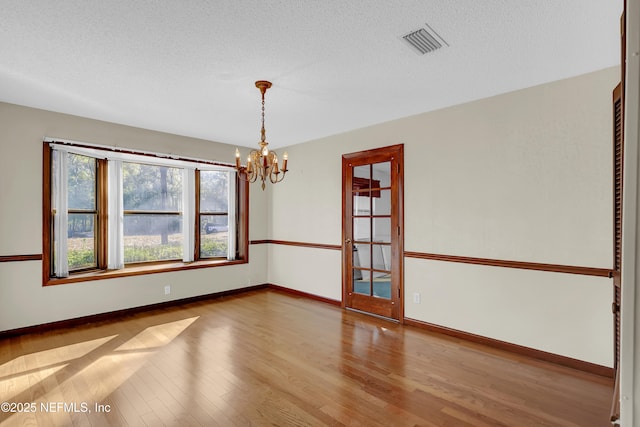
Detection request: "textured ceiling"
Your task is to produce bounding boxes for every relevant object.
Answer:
[0,1,622,149]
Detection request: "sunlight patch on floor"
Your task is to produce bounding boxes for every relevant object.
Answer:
[0,318,198,426]
[62,317,199,403]
[0,335,117,378]
[0,365,69,403]
[116,317,199,351]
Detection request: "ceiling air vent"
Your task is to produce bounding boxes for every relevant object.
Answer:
[402,24,448,55]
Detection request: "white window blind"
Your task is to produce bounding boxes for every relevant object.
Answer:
[227,170,237,260]
[107,159,124,269]
[52,149,69,277]
[182,168,196,262]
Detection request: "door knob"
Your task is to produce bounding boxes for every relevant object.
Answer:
[345,238,352,244]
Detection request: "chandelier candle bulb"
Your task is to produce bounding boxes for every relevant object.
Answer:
[235,148,241,169]
[283,152,288,171]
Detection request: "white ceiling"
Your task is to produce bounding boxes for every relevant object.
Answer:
[0,1,622,149]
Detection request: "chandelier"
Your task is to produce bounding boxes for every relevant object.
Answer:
[235,80,288,190]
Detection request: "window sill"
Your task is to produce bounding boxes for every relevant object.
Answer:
[44,258,247,286]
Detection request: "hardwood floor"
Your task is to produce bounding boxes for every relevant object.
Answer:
[0,289,614,426]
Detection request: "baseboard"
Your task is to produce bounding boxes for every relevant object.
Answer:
[404,317,614,378]
[267,283,342,306]
[0,284,268,339]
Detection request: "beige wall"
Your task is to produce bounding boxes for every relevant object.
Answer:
[269,66,619,367]
[0,103,268,331]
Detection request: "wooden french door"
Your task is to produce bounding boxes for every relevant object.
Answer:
[342,144,403,320]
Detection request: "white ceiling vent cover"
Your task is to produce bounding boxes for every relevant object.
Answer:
[402,24,448,55]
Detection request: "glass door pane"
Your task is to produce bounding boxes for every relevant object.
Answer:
[372,161,391,188]
[353,217,371,242]
[373,189,391,216]
[373,217,391,243]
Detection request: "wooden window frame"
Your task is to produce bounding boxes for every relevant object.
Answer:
[42,142,249,286]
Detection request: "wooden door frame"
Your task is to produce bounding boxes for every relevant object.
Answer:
[341,144,404,322]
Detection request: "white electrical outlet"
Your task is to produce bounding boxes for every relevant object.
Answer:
[413,292,421,304]
[164,285,171,295]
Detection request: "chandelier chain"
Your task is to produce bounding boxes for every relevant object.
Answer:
[261,91,266,143]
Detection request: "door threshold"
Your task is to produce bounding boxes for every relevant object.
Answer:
[345,307,399,323]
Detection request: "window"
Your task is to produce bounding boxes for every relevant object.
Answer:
[198,170,231,258]
[67,154,98,270]
[123,163,184,263]
[43,141,248,285]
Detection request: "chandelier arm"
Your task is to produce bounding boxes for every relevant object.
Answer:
[269,168,287,184]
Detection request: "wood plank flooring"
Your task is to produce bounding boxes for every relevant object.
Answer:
[0,289,614,426]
